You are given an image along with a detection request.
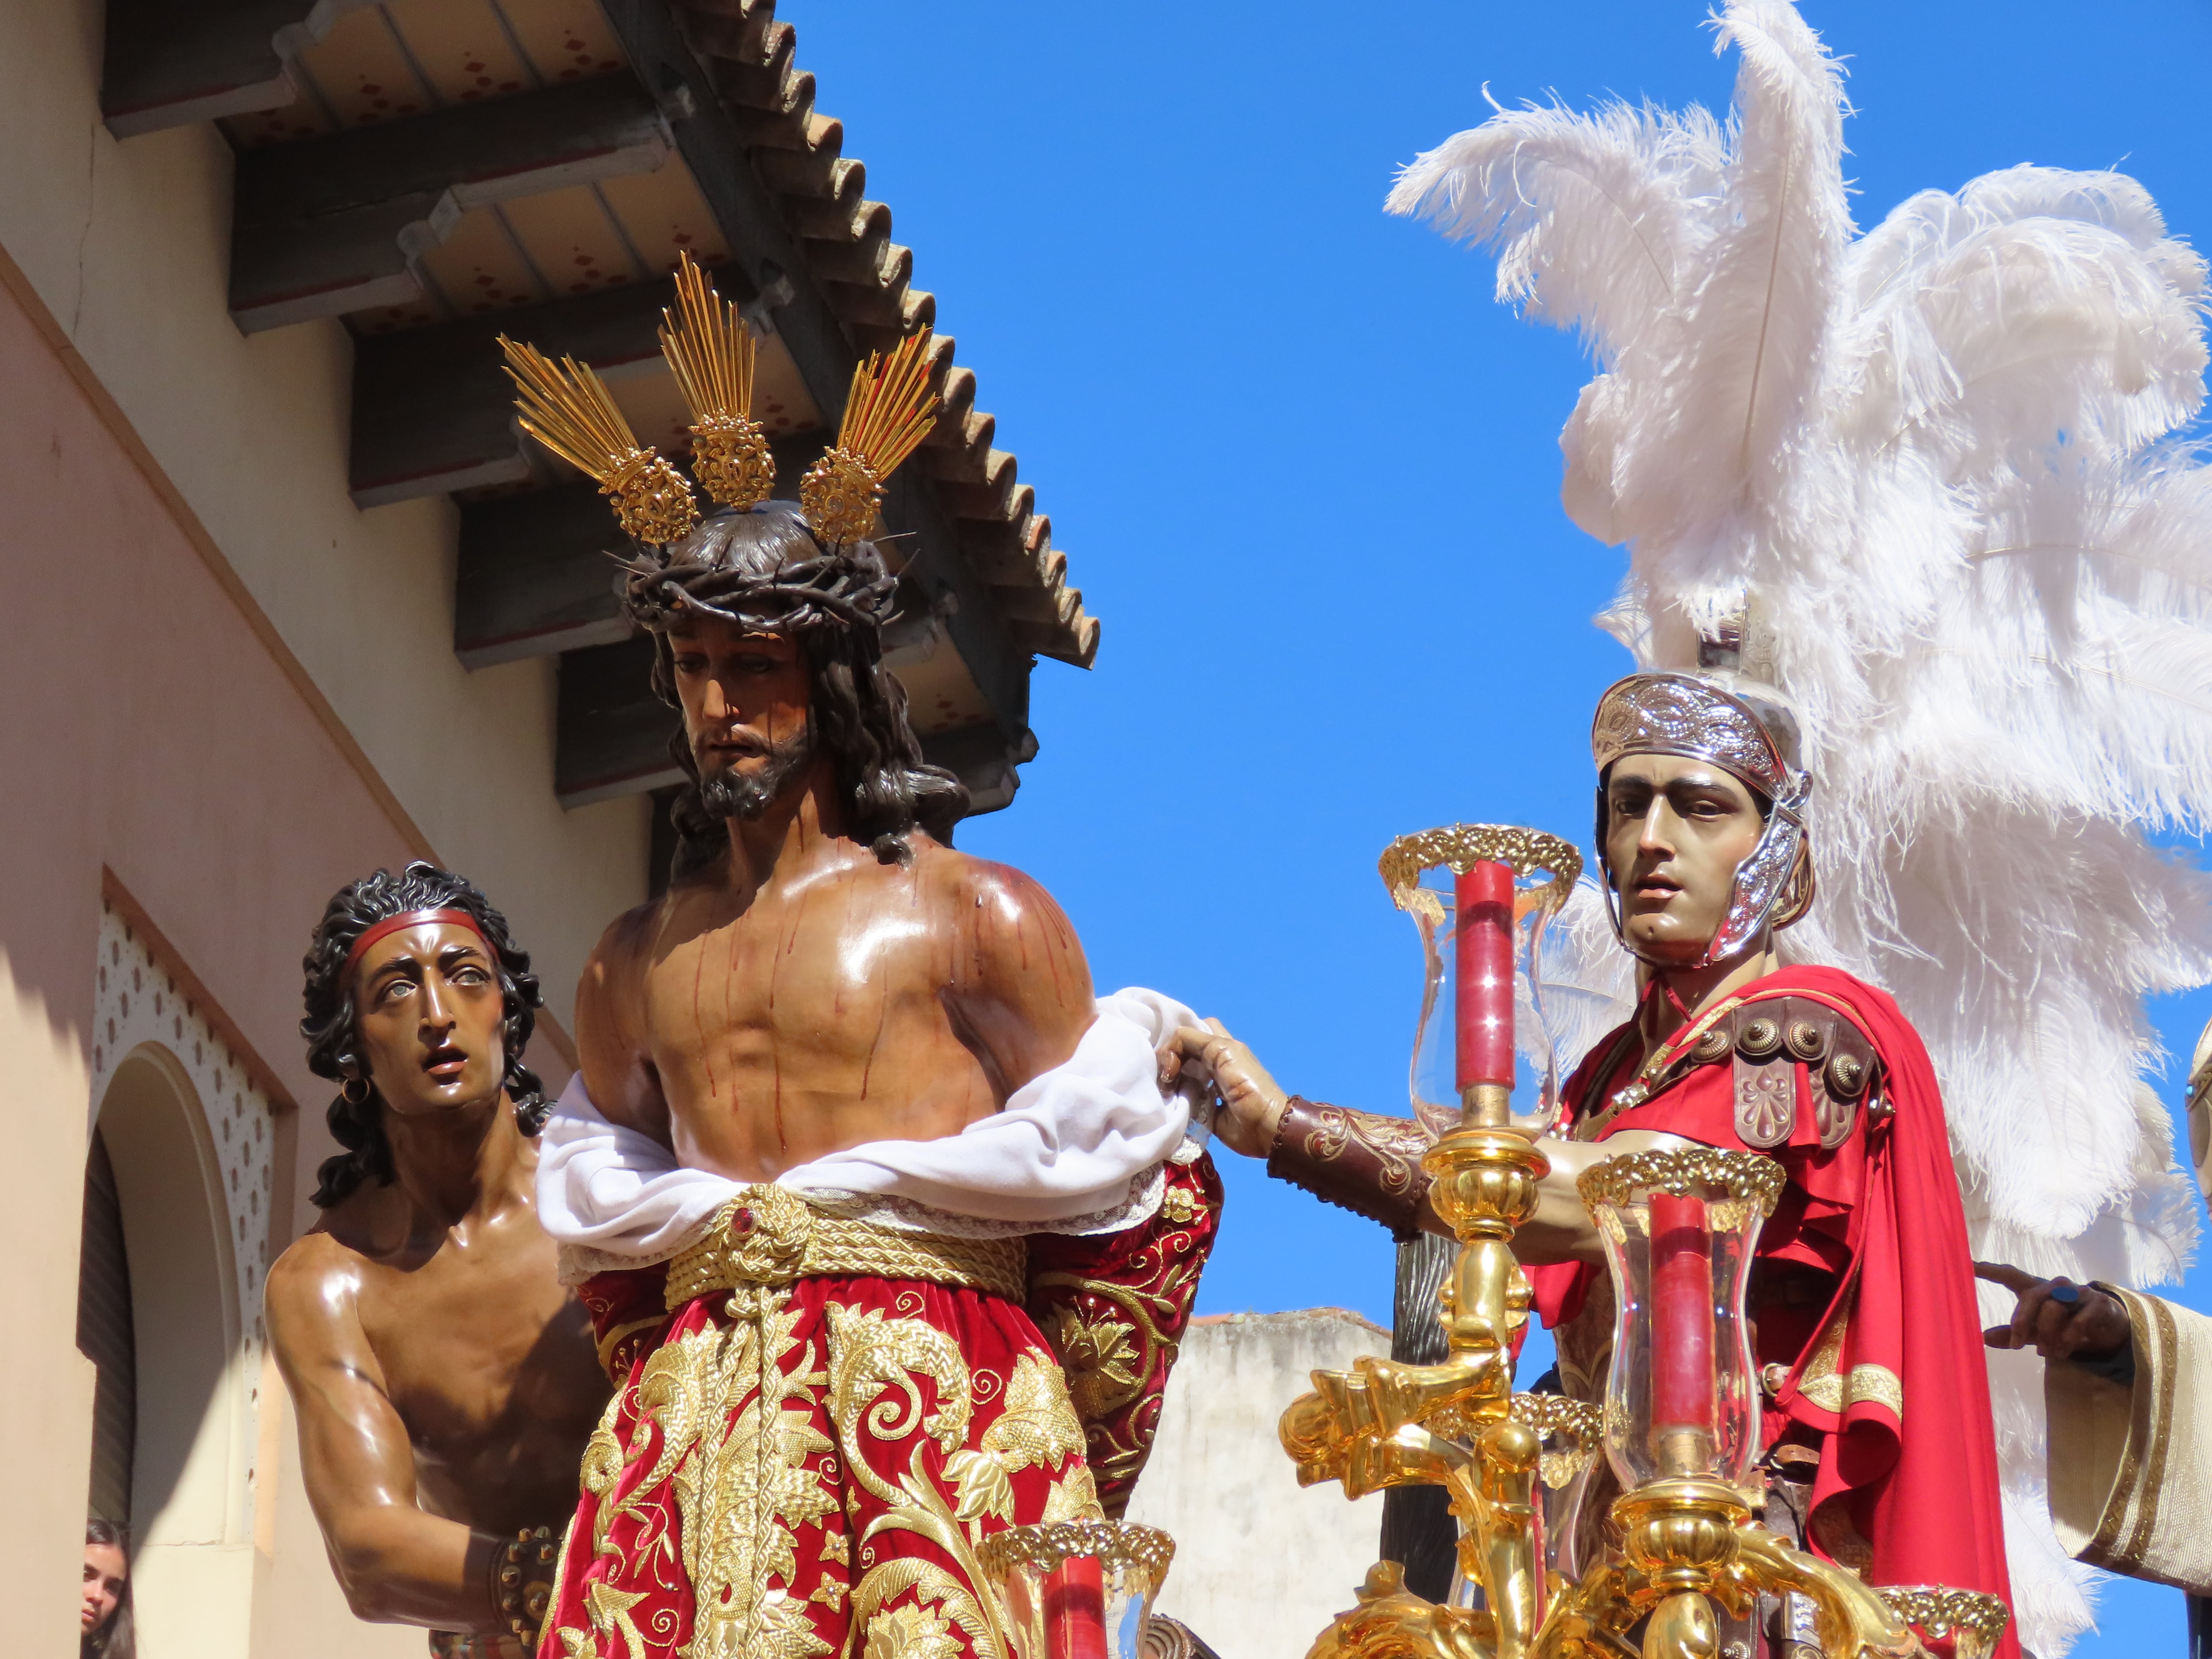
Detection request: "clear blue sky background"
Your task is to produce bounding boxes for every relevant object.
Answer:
[788,3,2212,1651]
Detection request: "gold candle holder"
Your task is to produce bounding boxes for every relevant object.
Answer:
[1877,1588,2011,1659]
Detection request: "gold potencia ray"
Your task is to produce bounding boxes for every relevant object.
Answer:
[801,327,942,545]
[658,252,776,511]
[499,335,699,545]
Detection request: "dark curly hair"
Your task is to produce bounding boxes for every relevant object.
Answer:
[300,863,546,1208]
[622,501,968,878]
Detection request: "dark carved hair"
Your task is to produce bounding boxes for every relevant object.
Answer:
[84,1518,134,1659]
[299,862,546,1208]
[622,501,968,877]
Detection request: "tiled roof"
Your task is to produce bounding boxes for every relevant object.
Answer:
[674,0,1098,668]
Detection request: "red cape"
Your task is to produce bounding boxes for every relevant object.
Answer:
[1532,966,2016,1655]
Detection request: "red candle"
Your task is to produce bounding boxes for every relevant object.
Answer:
[1455,860,1516,1093]
[1648,1193,1715,1435]
[1043,1556,1109,1659]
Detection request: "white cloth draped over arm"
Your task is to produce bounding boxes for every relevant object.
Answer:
[2046,1284,2212,1595]
[536,987,1208,1281]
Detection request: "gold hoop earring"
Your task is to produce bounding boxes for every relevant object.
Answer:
[340,1074,372,1106]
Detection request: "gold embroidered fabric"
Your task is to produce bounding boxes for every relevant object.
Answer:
[1794,1301,1903,1420]
[548,1274,1100,1659]
[664,1189,1029,1310]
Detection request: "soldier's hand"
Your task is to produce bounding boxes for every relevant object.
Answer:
[1156,1019,1289,1158]
[1975,1261,2131,1361]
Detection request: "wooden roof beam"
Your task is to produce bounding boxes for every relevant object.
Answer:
[230,76,672,333]
[349,263,747,505]
[100,0,372,139]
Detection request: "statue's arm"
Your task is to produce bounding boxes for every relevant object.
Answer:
[1156,1025,1686,1257]
[948,858,1098,1100]
[265,1240,500,1631]
[574,902,673,1147]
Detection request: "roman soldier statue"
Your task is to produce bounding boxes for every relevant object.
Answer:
[497,258,1217,1659]
[1187,1,2212,1653]
[1177,652,2017,1649]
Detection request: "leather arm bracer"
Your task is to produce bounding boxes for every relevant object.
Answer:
[1266,1097,1436,1240]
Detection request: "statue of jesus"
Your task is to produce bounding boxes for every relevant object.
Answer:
[532,499,1215,1659]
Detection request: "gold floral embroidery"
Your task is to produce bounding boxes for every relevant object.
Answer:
[1043,1308,1142,1423]
[820,1531,851,1567]
[827,1309,1012,1659]
[1031,1256,1202,1497]
[580,1581,650,1659]
[982,1352,1087,1472]
[681,1288,836,1659]
[556,1286,839,1659]
[1041,1463,1106,1525]
[866,1602,965,1659]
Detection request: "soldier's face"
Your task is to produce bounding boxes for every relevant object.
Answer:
[668,616,812,799]
[1603,754,1767,964]
[350,922,508,1118]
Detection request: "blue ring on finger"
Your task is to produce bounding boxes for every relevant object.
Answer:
[2050,1283,2082,1305]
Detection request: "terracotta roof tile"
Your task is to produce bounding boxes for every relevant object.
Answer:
[675,0,1096,668]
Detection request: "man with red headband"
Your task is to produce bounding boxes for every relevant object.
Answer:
[1171,663,2017,1659]
[265,863,610,1659]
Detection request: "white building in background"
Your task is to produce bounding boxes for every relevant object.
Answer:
[1130,1310,1393,1659]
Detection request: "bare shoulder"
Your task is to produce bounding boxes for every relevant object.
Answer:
[576,897,663,1056]
[583,897,663,996]
[920,838,1075,927]
[926,840,1091,999]
[265,1227,365,1356]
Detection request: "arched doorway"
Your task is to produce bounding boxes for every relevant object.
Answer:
[77,1125,137,1528]
[93,1045,257,1658]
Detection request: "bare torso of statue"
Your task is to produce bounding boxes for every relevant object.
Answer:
[277,1165,606,1528]
[578,827,1095,1176]
[266,900,611,1646]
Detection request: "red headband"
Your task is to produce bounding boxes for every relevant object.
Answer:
[342,908,490,982]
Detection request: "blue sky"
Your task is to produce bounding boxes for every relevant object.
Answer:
[787,3,2212,1650]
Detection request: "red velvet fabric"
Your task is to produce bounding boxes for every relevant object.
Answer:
[542,1272,1094,1659]
[544,1159,1220,1659]
[1026,1154,1222,1517]
[1531,968,2016,1657]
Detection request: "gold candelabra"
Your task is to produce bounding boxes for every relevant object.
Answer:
[1276,826,2001,1659]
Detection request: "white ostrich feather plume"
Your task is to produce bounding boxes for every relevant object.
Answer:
[1392,4,2212,1652]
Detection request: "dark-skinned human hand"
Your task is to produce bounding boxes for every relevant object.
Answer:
[1975,1260,2131,1362]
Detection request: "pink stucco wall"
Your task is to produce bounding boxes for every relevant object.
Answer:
[0,256,566,1651]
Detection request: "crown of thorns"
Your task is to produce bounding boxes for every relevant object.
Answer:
[498,252,939,555]
[618,515,899,635]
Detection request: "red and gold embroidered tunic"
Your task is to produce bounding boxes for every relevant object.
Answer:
[541,1157,1218,1659]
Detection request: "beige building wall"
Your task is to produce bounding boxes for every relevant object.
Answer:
[0,1,652,1652]
[1126,1310,1393,1659]
[0,0,649,1018]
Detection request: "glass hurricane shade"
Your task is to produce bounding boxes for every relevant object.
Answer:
[979,1522,1175,1659]
[1578,1152,1782,1489]
[1406,863,1566,1138]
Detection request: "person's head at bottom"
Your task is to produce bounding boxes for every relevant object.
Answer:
[82,1520,131,1658]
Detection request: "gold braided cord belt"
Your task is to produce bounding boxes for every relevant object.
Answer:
[662,1185,1029,1310]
